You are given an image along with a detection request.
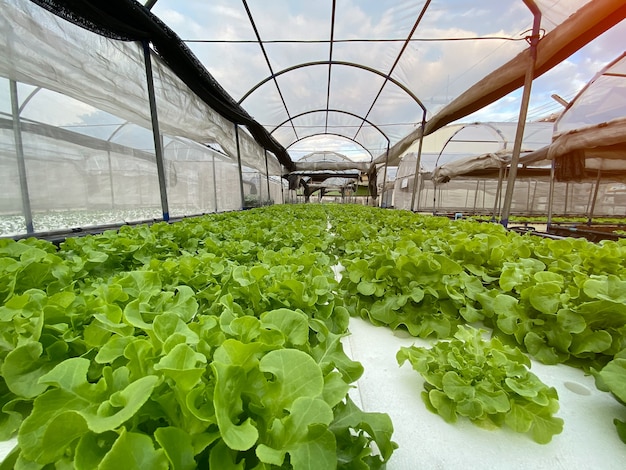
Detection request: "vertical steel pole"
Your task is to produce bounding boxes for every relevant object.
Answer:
[10,80,34,234]
[142,41,170,222]
[529,180,538,215]
[211,152,218,212]
[380,141,390,208]
[264,150,271,205]
[546,158,556,230]
[472,180,480,214]
[585,180,595,218]
[491,165,504,221]
[280,167,285,204]
[415,171,424,212]
[587,169,602,225]
[410,111,428,212]
[500,1,541,227]
[107,151,116,209]
[234,125,246,209]
[482,180,486,212]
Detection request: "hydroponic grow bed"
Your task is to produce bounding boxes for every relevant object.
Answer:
[344,316,626,470]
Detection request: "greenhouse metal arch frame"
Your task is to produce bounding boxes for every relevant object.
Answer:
[274,109,392,204]
[238,60,427,156]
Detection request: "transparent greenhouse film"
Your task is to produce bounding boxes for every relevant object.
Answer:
[395,176,626,218]
[555,55,626,135]
[163,137,221,218]
[242,168,258,208]
[392,174,418,211]
[0,75,165,236]
[0,131,26,236]
[214,158,242,212]
[269,176,285,205]
[0,0,286,236]
[242,168,273,209]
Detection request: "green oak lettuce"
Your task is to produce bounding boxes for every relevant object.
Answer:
[397,326,564,444]
[0,206,397,469]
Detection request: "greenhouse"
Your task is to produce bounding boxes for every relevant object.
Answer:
[2,1,626,469]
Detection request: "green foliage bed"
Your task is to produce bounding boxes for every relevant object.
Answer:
[1,204,625,468]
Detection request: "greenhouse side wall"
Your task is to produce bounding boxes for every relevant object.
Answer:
[0,0,280,237]
[392,153,626,217]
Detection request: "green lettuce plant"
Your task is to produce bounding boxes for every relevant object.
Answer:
[397,326,564,444]
[594,348,626,444]
[0,206,397,469]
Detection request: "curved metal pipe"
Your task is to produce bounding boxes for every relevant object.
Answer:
[285,132,374,160]
[238,60,426,112]
[433,122,508,169]
[270,108,390,144]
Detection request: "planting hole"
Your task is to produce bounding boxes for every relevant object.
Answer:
[564,381,591,396]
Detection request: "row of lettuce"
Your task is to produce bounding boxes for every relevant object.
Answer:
[0,206,393,470]
[0,204,625,468]
[330,205,625,445]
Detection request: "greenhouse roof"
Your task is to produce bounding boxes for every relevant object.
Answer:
[427,51,626,185]
[547,52,626,180]
[5,0,626,177]
[142,0,625,166]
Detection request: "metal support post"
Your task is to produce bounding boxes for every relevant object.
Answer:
[546,158,556,230]
[280,167,285,204]
[142,41,170,222]
[472,180,480,214]
[585,180,595,219]
[10,80,34,234]
[380,141,390,208]
[106,151,116,209]
[410,112,427,212]
[500,0,541,227]
[587,169,602,225]
[264,150,271,205]
[211,152,218,212]
[529,180,538,215]
[234,125,246,209]
[482,180,487,212]
[491,166,505,221]
[415,172,424,212]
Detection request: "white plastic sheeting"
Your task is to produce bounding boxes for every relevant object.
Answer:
[391,122,564,214]
[377,0,626,167]
[0,0,281,175]
[0,0,286,236]
[555,53,626,134]
[397,52,626,217]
